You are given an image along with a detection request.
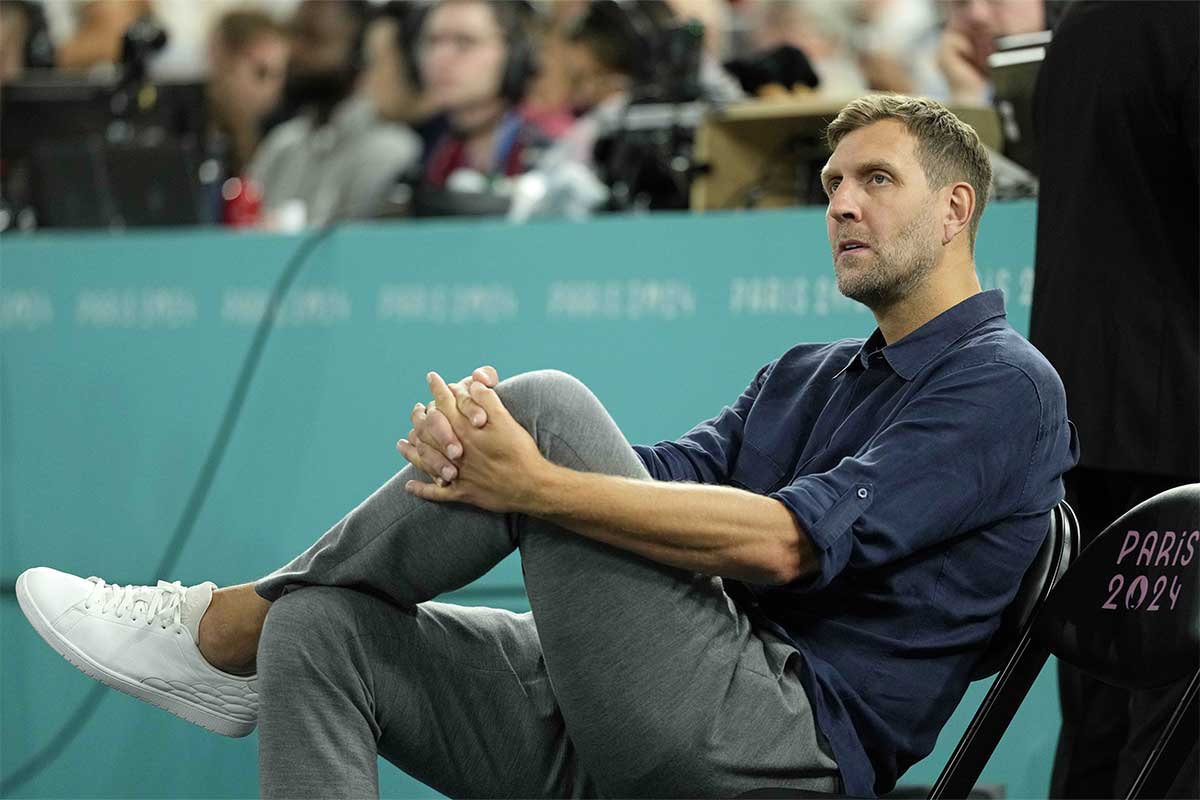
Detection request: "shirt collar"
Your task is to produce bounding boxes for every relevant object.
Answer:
[835,289,1008,381]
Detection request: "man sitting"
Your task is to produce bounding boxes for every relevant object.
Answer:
[16,95,1078,798]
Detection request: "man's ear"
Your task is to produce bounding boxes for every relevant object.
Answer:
[942,181,975,245]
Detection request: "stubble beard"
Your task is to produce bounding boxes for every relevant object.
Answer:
[836,208,940,313]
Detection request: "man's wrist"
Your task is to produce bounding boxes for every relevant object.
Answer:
[522,459,574,518]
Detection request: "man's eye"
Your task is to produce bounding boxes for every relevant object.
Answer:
[872,174,889,185]
[828,180,840,193]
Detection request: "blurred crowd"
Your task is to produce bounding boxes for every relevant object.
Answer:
[0,0,1057,228]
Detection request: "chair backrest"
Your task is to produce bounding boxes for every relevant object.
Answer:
[932,486,1199,800]
[1032,484,1199,688]
[970,501,1080,679]
[1031,484,1199,800]
[929,499,1079,799]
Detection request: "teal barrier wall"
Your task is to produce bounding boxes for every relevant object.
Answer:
[1,203,1057,799]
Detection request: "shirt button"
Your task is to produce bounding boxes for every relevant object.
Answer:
[857,488,869,499]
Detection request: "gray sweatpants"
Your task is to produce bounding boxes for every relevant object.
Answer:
[253,370,839,799]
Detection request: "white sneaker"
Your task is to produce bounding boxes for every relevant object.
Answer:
[15,567,258,737]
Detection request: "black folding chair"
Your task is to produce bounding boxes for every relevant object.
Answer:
[1024,484,1199,800]
[928,499,1081,798]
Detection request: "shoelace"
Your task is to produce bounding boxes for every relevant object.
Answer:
[83,578,187,631]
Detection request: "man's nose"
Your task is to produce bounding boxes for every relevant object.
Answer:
[828,187,862,222]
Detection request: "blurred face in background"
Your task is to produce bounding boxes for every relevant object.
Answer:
[211,32,290,122]
[360,16,421,121]
[944,0,1044,70]
[418,1,508,115]
[289,0,361,78]
[564,41,630,114]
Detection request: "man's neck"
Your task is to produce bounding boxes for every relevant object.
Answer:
[873,262,982,345]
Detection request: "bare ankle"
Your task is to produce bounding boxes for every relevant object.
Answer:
[197,584,269,673]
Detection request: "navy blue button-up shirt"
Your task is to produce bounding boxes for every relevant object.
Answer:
[634,290,1080,797]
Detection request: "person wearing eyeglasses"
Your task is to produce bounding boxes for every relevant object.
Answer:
[417,0,558,191]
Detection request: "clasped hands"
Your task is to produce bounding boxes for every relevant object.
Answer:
[397,366,546,514]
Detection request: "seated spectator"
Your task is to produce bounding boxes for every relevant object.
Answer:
[248,0,422,228]
[936,0,1045,105]
[417,0,556,190]
[269,0,367,126]
[15,94,1081,800]
[206,9,289,178]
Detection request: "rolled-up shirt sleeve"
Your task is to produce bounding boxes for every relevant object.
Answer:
[635,360,777,483]
[773,360,1056,593]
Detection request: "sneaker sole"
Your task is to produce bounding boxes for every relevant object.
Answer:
[15,571,256,738]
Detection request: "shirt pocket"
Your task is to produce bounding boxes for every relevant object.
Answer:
[729,442,787,494]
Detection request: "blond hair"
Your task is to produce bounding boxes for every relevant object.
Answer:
[826,95,992,249]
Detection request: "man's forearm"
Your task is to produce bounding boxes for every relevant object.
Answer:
[525,461,816,585]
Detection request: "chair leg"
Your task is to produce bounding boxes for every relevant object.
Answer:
[1124,669,1200,800]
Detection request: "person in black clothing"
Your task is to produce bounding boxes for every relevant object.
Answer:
[1028,2,1199,797]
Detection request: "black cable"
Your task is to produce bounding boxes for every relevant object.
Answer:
[0,222,339,797]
